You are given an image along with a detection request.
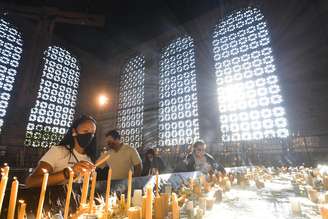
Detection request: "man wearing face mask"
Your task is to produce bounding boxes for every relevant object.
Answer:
[98,130,142,180]
[25,115,97,187]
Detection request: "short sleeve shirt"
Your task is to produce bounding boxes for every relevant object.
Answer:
[40,146,92,173]
[98,144,142,180]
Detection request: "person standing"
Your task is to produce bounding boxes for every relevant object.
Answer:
[98,130,142,180]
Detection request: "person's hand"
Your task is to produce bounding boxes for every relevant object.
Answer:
[72,161,95,178]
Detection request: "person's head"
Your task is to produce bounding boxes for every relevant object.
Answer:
[193,140,206,159]
[59,115,97,162]
[105,130,121,149]
[145,148,155,162]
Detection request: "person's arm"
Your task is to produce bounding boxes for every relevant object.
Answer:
[25,160,96,187]
[131,147,142,177]
[185,154,195,172]
[25,161,66,187]
[133,163,142,177]
[206,153,226,175]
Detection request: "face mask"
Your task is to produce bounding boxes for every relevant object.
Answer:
[76,133,94,149]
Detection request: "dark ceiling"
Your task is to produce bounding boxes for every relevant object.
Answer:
[0,0,224,59]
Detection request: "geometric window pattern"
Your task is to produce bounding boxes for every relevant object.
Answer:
[159,36,200,146]
[117,55,145,148]
[213,7,289,142]
[25,46,80,147]
[0,19,23,132]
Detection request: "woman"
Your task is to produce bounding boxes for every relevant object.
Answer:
[185,140,226,174]
[141,148,166,176]
[25,115,97,187]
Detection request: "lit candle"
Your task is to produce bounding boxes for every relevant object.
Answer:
[127,170,133,210]
[36,169,49,219]
[64,168,74,219]
[3,163,9,177]
[105,168,112,212]
[0,172,8,215]
[17,200,26,219]
[80,170,91,206]
[89,171,97,212]
[155,172,159,196]
[132,189,143,207]
[7,177,19,219]
[290,198,301,215]
[171,193,179,219]
[128,206,142,219]
[146,185,153,219]
[154,195,164,219]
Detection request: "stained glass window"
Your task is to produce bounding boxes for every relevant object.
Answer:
[117,55,145,148]
[0,19,23,132]
[159,36,200,146]
[213,7,289,142]
[25,46,80,147]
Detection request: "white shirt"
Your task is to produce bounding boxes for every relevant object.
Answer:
[40,146,92,173]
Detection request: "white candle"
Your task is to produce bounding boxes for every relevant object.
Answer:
[89,171,97,212]
[172,193,179,219]
[7,177,19,219]
[155,172,159,196]
[127,170,133,210]
[105,168,112,213]
[80,170,90,206]
[17,200,26,219]
[290,198,301,215]
[0,173,8,215]
[132,189,143,207]
[146,185,153,219]
[3,164,9,177]
[164,185,171,194]
[199,197,206,214]
[128,206,142,219]
[36,170,49,219]
[64,168,74,219]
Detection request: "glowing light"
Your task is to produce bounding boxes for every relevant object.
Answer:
[117,55,145,148]
[98,94,109,107]
[158,36,200,146]
[25,46,80,147]
[213,7,289,142]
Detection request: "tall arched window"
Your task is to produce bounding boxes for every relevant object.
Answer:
[213,7,289,142]
[117,55,145,148]
[25,46,80,147]
[159,36,199,146]
[0,19,23,132]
